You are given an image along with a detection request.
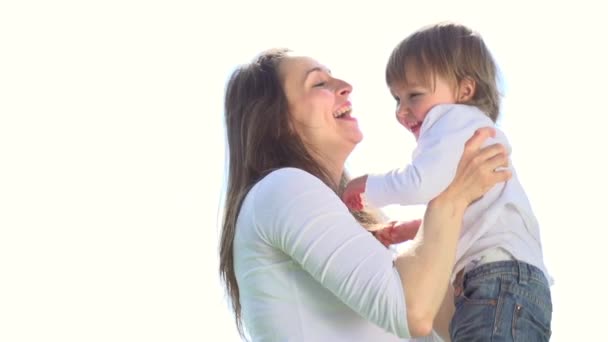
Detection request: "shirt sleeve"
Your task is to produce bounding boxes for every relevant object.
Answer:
[251,167,411,338]
[364,104,499,207]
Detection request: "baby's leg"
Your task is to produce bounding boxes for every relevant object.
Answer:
[450,261,552,341]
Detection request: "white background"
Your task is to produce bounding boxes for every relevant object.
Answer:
[1,1,606,341]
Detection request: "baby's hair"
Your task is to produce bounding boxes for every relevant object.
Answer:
[386,22,501,122]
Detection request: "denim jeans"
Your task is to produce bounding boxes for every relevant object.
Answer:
[450,260,552,341]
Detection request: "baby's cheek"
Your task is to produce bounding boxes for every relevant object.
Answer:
[416,106,431,122]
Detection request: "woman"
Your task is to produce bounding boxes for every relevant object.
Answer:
[219,48,511,341]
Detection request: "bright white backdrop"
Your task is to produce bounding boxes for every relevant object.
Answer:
[1,1,606,341]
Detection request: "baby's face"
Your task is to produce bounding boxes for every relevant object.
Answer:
[389,73,458,140]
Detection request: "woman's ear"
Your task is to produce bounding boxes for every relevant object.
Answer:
[457,77,476,102]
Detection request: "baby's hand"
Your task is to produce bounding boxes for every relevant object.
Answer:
[342,175,368,211]
[373,219,421,247]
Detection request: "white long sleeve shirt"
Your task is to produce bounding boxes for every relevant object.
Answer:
[365,104,550,282]
[234,167,443,342]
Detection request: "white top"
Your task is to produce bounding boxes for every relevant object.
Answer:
[234,167,443,342]
[365,104,551,283]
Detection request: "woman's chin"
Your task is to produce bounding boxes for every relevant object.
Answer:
[343,134,363,155]
[351,131,364,145]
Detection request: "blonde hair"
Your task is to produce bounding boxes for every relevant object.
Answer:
[386,22,501,122]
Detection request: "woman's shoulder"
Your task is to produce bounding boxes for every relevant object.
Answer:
[246,167,328,206]
[254,167,323,192]
[262,167,317,180]
[240,167,337,240]
[238,168,318,239]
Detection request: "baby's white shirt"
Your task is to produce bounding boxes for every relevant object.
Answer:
[365,104,551,283]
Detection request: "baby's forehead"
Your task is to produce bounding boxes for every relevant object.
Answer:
[391,65,441,89]
[389,79,425,91]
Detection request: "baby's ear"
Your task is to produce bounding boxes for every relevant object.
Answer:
[457,77,476,102]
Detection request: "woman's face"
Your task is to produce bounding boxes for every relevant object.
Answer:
[279,55,362,162]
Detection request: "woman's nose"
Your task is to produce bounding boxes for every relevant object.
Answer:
[337,80,352,96]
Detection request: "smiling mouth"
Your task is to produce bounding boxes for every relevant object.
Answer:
[407,121,422,137]
[333,105,352,119]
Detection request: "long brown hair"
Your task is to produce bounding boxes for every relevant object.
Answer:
[219,48,379,337]
[386,22,501,122]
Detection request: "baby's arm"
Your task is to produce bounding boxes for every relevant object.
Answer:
[342,174,367,211]
[365,105,500,207]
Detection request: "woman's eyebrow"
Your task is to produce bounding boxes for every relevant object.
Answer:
[303,67,331,83]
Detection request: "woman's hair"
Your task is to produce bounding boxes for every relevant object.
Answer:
[385,22,501,122]
[219,48,379,337]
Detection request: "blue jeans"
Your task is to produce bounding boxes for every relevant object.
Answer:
[450,260,552,341]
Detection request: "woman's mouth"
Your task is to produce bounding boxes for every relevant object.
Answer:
[333,105,355,120]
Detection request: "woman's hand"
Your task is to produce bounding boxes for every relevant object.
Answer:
[443,127,512,208]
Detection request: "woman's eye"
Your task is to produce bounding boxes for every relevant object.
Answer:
[313,81,326,87]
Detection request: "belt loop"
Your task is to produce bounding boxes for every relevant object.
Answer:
[517,260,528,285]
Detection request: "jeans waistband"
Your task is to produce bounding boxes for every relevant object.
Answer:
[453,260,549,290]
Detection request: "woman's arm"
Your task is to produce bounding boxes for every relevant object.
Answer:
[433,285,455,341]
[251,128,509,338]
[253,168,412,337]
[396,127,511,336]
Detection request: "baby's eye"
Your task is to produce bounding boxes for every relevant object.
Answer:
[409,93,422,99]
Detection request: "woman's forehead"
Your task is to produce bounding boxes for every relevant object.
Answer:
[279,55,329,83]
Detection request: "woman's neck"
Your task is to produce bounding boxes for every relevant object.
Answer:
[315,152,346,190]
